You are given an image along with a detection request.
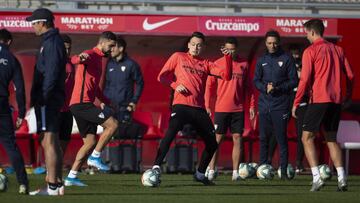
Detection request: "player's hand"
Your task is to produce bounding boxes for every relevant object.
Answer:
[267,82,274,94]
[127,102,136,112]
[221,46,233,56]
[249,108,255,120]
[206,108,212,117]
[175,84,189,94]
[292,106,297,119]
[79,53,90,62]
[100,103,106,110]
[15,118,23,130]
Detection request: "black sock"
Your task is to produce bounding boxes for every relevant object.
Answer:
[48,182,58,190]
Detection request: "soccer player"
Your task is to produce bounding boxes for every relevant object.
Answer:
[0,29,29,194]
[292,19,354,192]
[253,30,298,179]
[64,31,118,187]
[152,31,233,185]
[205,37,255,181]
[26,8,66,195]
[59,34,75,155]
[104,36,144,123]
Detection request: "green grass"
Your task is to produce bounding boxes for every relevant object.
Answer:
[1,173,360,203]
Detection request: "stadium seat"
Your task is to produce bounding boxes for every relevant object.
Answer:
[336,120,360,175]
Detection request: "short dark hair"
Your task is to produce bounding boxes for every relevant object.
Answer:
[115,36,127,51]
[188,31,205,43]
[265,30,281,41]
[61,34,72,44]
[0,28,12,43]
[224,37,238,47]
[303,19,324,36]
[99,31,116,42]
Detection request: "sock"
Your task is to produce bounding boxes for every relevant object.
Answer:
[91,150,101,158]
[232,170,238,177]
[152,165,160,170]
[196,170,205,180]
[57,182,64,188]
[68,170,78,179]
[311,166,320,183]
[336,167,345,182]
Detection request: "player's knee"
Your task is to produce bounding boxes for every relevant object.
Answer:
[301,131,314,143]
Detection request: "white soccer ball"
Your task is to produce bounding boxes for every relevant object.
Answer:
[277,164,295,179]
[0,174,8,192]
[141,169,160,187]
[319,164,332,181]
[239,163,252,179]
[256,164,275,180]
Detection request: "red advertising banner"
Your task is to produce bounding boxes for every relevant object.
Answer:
[199,16,265,36]
[0,12,338,37]
[124,15,197,35]
[265,17,338,37]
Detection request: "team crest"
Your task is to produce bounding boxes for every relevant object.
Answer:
[278,61,283,67]
[121,66,126,72]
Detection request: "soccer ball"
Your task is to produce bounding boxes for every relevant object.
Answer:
[248,162,258,170]
[0,174,8,192]
[238,163,252,179]
[319,164,332,181]
[141,169,160,187]
[277,164,295,179]
[256,164,275,180]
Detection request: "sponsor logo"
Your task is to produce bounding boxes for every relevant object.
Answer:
[205,18,260,33]
[61,16,113,30]
[121,66,126,72]
[262,63,268,66]
[0,17,31,28]
[275,18,329,34]
[214,124,218,130]
[98,112,105,119]
[278,61,283,67]
[171,113,176,117]
[0,58,8,65]
[109,68,114,72]
[142,17,179,31]
[40,47,44,54]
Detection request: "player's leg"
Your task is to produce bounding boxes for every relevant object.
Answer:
[153,105,187,171]
[193,108,218,185]
[301,103,327,191]
[230,112,244,181]
[258,112,272,165]
[207,112,228,180]
[322,104,347,191]
[0,113,29,194]
[270,110,289,178]
[295,106,307,173]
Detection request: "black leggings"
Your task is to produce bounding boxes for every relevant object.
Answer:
[154,104,218,173]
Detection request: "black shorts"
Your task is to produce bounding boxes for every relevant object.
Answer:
[34,105,60,134]
[70,103,112,138]
[214,112,244,134]
[302,103,341,141]
[58,111,73,141]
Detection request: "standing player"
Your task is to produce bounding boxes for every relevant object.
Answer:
[58,34,75,154]
[292,19,354,192]
[26,8,66,195]
[151,32,233,185]
[205,37,255,181]
[104,36,144,123]
[0,29,29,194]
[64,31,118,187]
[253,30,298,178]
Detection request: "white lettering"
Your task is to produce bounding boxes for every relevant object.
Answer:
[205,20,260,33]
[61,17,113,25]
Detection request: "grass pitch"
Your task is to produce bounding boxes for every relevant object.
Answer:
[1,173,359,203]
